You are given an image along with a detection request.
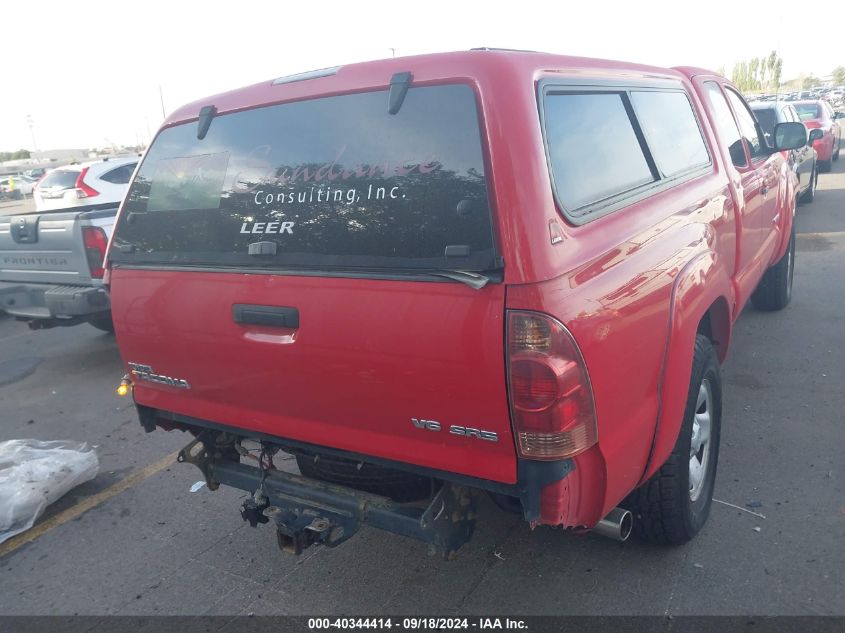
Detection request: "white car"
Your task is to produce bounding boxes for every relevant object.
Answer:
[33,158,138,211]
[0,174,37,197]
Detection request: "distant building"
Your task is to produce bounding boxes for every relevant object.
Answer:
[30,149,89,162]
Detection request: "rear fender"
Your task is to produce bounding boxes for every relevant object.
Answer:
[639,249,732,484]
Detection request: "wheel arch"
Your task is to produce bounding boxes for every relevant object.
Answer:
[638,249,733,484]
[696,295,731,363]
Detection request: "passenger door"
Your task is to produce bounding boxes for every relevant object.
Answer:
[723,87,782,270]
[700,81,768,292]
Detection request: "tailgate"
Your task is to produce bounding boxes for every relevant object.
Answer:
[0,207,115,285]
[111,268,515,481]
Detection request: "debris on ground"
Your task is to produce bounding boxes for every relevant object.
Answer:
[713,498,766,519]
[0,439,98,544]
[753,526,762,533]
[190,481,206,493]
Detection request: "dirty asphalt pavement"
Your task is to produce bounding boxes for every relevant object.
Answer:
[0,165,843,616]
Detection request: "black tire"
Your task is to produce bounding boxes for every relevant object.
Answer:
[799,166,816,204]
[819,158,832,173]
[624,335,722,544]
[294,451,433,503]
[833,137,840,161]
[88,314,115,333]
[751,227,795,311]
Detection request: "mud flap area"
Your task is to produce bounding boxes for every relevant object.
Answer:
[179,436,478,559]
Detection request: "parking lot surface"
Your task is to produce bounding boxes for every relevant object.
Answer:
[1,164,844,616]
[0,197,35,216]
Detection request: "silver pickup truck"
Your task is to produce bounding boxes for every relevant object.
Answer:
[0,203,119,331]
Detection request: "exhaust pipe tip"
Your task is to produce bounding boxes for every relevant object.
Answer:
[592,507,633,542]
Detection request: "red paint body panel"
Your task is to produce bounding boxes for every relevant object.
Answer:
[109,51,797,531]
[111,268,516,482]
[793,100,841,162]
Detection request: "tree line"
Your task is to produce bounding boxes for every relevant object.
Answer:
[0,149,31,162]
[722,51,845,93]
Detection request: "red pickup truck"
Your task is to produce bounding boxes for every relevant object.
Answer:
[106,50,806,556]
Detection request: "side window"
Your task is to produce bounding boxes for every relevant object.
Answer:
[725,89,766,160]
[543,92,655,213]
[753,108,777,141]
[629,91,710,178]
[703,82,746,167]
[100,163,136,184]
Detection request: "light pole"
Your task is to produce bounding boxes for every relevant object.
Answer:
[26,114,38,153]
[159,85,166,119]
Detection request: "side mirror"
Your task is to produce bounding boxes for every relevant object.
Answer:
[808,128,824,144]
[773,122,807,151]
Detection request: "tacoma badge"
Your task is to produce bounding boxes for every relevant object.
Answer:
[128,362,191,389]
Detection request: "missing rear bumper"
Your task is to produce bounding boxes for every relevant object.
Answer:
[180,435,477,559]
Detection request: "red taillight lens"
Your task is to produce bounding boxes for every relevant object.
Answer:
[74,167,99,198]
[511,359,559,411]
[82,226,108,279]
[507,311,597,460]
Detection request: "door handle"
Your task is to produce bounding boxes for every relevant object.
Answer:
[232,304,299,328]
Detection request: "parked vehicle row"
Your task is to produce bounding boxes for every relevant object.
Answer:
[792,100,843,171]
[749,98,842,202]
[100,50,808,558]
[32,157,138,211]
[755,88,845,107]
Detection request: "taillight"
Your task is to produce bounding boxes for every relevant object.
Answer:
[507,311,597,460]
[74,167,99,198]
[82,226,108,279]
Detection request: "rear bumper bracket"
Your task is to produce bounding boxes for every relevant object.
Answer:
[202,455,478,559]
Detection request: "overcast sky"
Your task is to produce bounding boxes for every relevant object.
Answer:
[1,0,836,151]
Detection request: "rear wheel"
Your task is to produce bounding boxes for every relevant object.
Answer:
[751,227,795,311]
[799,166,816,204]
[624,334,721,544]
[834,137,840,161]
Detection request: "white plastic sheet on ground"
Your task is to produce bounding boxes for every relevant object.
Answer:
[0,439,99,544]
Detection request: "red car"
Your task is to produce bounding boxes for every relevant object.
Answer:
[793,99,843,171]
[106,51,805,556]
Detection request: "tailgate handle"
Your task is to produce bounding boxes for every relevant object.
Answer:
[10,216,39,244]
[232,304,299,329]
